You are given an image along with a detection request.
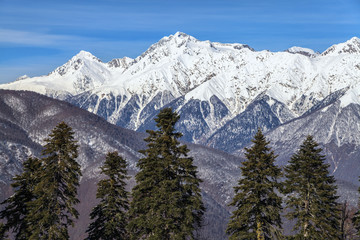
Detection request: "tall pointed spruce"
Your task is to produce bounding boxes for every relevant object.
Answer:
[26,122,81,240]
[226,128,283,240]
[0,157,41,239]
[284,135,340,239]
[86,151,130,240]
[128,107,204,239]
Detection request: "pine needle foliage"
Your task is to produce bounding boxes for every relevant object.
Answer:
[128,108,204,240]
[86,151,130,240]
[0,157,41,240]
[26,122,81,240]
[226,128,283,240]
[284,135,340,240]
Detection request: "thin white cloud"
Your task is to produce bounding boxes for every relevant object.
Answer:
[0,29,84,46]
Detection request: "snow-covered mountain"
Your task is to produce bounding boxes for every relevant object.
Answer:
[321,37,360,56]
[1,33,360,150]
[2,32,360,237]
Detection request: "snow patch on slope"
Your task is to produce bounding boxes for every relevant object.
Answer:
[340,86,360,108]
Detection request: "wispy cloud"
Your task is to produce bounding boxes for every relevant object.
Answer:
[0,29,84,46]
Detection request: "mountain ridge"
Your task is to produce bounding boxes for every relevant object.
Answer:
[0,33,359,150]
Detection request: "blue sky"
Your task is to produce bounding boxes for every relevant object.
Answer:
[0,0,359,84]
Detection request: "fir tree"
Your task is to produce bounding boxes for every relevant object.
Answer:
[128,108,204,240]
[226,128,283,240]
[284,135,340,239]
[352,178,360,237]
[86,151,130,240]
[26,122,81,240]
[0,157,41,240]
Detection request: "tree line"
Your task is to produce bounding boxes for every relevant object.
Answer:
[226,130,354,240]
[0,108,359,239]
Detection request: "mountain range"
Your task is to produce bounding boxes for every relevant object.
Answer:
[1,32,360,238]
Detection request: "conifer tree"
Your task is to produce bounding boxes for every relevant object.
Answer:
[226,128,283,240]
[128,108,204,240]
[0,157,41,240]
[86,151,130,240]
[284,135,340,239]
[26,122,81,240]
[352,179,360,236]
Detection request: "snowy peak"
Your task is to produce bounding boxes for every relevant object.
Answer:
[52,50,102,77]
[171,31,194,40]
[322,37,360,56]
[137,32,197,60]
[75,50,101,61]
[285,46,318,57]
[38,50,112,95]
[165,32,198,44]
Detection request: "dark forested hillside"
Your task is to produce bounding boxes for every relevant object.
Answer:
[0,89,242,239]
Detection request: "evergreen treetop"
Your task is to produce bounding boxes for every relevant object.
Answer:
[26,122,81,240]
[227,128,283,240]
[284,135,340,240]
[86,151,130,240]
[128,107,204,240]
[0,157,41,240]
